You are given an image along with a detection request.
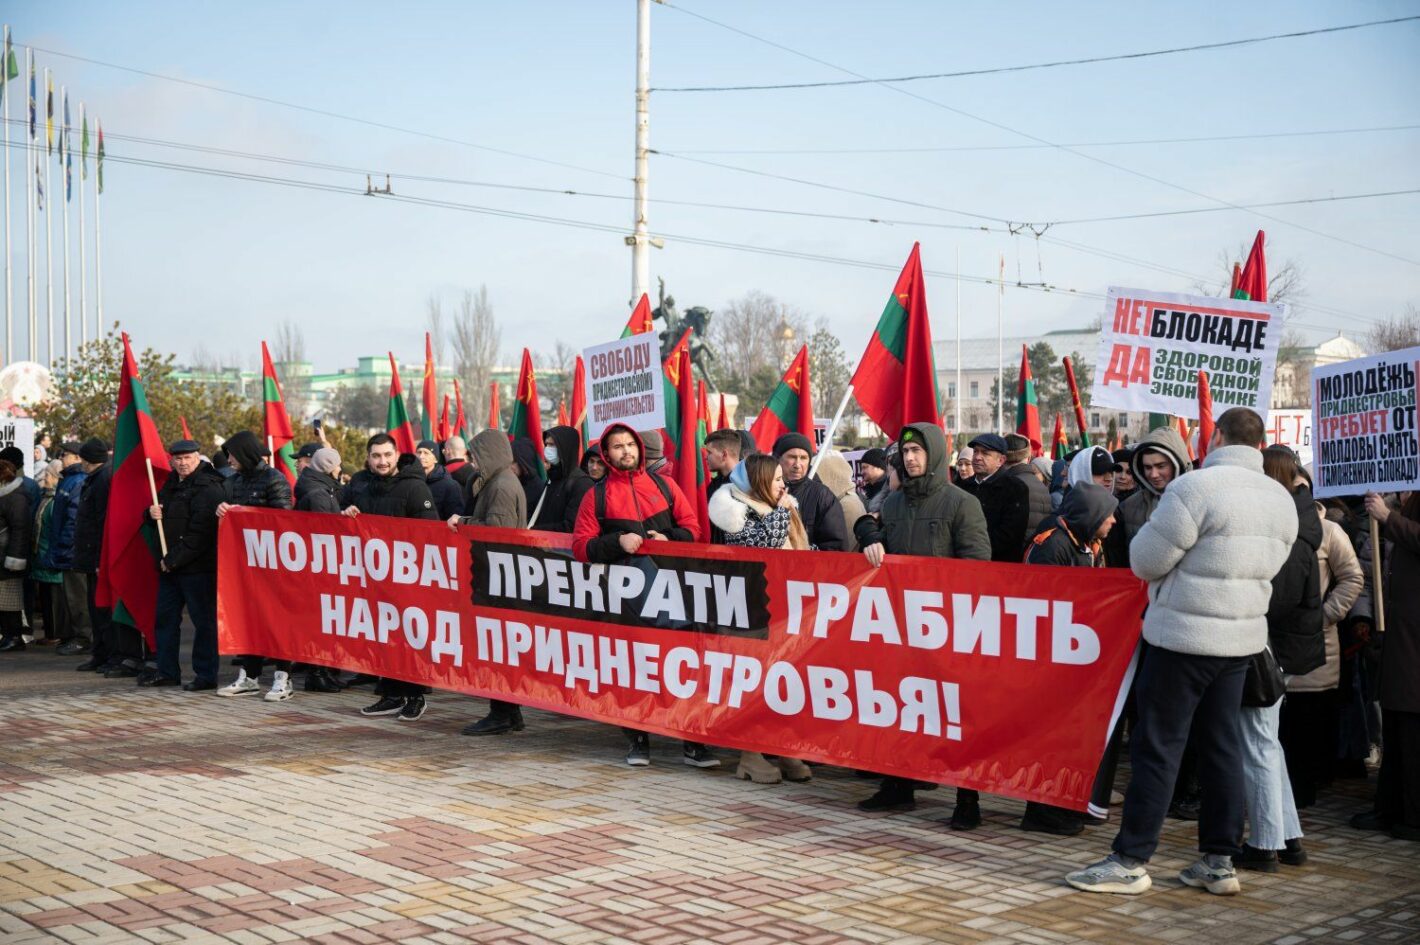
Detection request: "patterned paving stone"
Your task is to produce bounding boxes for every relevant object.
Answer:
[2,648,1418,944]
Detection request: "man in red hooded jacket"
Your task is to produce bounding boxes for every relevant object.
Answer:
[571,423,714,768]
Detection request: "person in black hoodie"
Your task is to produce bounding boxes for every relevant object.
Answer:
[72,439,131,675]
[416,440,464,519]
[511,437,548,521]
[1020,483,1121,835]
[536,425,592,533]
[342,433,440,721]
[214,431,295,700]
[143,439,226,689]
[1236,446,1323,872]
[772,433,846,551]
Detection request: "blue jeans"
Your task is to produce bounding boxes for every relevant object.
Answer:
[1241,699,1302,849]
[155,571,218,684]
[1112,646,1248,862]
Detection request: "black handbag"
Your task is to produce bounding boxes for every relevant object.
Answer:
[1241,645,1287,708]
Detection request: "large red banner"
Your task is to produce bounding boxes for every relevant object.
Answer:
[217,509,1146,810]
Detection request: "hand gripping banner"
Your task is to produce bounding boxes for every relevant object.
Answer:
[218,509,1147,810]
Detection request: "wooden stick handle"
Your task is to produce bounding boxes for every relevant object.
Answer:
[1370,515,1385,636]
[145,458,169,558]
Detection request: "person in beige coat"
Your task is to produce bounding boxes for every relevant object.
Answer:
[1280,501,1363,808]
[814,450,866,552]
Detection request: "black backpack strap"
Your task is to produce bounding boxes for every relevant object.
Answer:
[648,471,674,508]
[594,478,608,520]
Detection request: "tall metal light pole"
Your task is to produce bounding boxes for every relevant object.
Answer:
[627,0,651,307]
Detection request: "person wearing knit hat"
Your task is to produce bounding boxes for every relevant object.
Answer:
[141,439,228,689]
[1002,433,1052,533]
[416,439,464,520]
[772,432,846,550]
[858,447,891,515]
[953,446,974,484]
[639,429,670,477]
[79,437,109,464]
[289,447,349,693]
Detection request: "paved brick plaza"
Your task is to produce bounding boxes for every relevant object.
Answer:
[2,647,1418,945]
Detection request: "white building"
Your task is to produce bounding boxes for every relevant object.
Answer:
[933,328,1149,442]
[1271,332,1367,409]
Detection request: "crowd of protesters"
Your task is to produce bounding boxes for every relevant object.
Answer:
[3,405,1415,899]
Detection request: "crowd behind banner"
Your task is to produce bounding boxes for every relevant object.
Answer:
[2,406,1416,899]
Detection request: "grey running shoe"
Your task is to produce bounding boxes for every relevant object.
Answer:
[1066,856,1152,895]
[1179,857,1240,895]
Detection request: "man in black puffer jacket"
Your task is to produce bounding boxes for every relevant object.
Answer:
[72,439,132,675]
[341,433,439,721]
[294,448,343,514]
[215,431,295,700]
[1005,433,1052,534]
[145,439,226,690]
[773,433,846,551]
[415,440,464,519]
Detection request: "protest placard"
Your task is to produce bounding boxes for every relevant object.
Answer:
[0,417,35,473]
[1267,409,1313,467]
[582,333,665,440]
[1311,347,1420,499]
[1092,287,1284,419]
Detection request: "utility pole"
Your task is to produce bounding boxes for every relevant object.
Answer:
[627,0,651,307]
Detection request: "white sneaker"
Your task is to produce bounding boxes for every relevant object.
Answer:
[263,671,294,702]
[216,669,260,697]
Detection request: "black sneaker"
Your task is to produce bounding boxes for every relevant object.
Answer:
[104,661,141,678]
[682,743,721,768]
[397,696,427,721]
[342,673,378,688]
[626,735,651,767]
[56,639,91,656]
[1020,803,1084,836]
[0,637,27,652]
[1235,844,1279,873]
[303,669,343,693]
[361,696,406,717]
[461,710,519,736]
[1279,839,1307,867]
[857,786,916,812]
[183,678,217,692]
[1350,810,1391,832]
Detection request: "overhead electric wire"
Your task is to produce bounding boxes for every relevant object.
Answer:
[26,42,626,182]
[665,124,1420,155]
[2,136,1380,333]
[653,15,1420,91]
[659,1,1420,268]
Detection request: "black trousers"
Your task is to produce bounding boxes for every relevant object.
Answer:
[87,571,142,665]
[1376,709,1420,828]
[376,678,429,697]
[36,582,64,641]
[1112,646,1248,863]
[238,656,292,677]
[1280,688,1340,808]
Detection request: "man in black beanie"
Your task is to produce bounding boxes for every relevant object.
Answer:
[858,447,890,515]
[772,432,846,551]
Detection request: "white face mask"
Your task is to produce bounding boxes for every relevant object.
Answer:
[544,445,559,465]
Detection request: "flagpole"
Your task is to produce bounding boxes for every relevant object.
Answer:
[43,67,51,364]
[2,25,10,364]
[808,384,854,479]
[77,102,86,347]
[954,244,961,444]
[60,85,68,361]
[25,47,34,361]
[94,121,102,339]
[996,251,1003,434]
[144,458,169,557]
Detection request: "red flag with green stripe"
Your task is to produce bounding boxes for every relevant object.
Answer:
[1232,230,1267,302]
[851,243,940,436]
[570,355,588,455]
[661,328,693,448]
[261,342,297,488]
[671,345,709,540]
[750,345,814,453]
[1015,344,1042,457]
[621,294,653,338]
[385,353,418,454]
[1050,414,1069,460]
[507,348,546,480]
[452,379,468,439]
[421,333,437,440]
[95,333,170,649]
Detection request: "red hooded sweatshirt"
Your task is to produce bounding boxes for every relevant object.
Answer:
[572,423,700,563]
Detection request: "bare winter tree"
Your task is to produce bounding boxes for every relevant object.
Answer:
[535,340,577,419]
[1193,240,1305,309]
[1366,304,1420,353]
[710,291,808,395]
[272,319,310,418]
[426,294,446,364]
[451,285,502,432]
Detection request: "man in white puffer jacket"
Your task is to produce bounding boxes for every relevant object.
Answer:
[1068,407,1297,898]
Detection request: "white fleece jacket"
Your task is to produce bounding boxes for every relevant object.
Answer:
[1129,445,1298,657]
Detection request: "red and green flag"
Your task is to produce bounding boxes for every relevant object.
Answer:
[670,345,709,540]
[697,380,711,440]
[621,293,653,338]
[1197,371,1215,464]
[95,333,171,651]
[1232,230,1267,302]
[1050,414,1069,460]
[750,344,814,454]
[661,328,693,446]
[487,381,500,431]
[557,399,569,427]
[421,332,437,441]
[452,379,468,439]
[851,242,940,436]
[1015,344,1042,457]
[385,353,418,454]
[438,393,451,441]
[716,393,729,432]
[1063,355,1091,448]
[570,355,588,455]
[507,348,546,480]
[261,341,297,488]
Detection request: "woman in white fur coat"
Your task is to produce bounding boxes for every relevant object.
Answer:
[708,454,812,785]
